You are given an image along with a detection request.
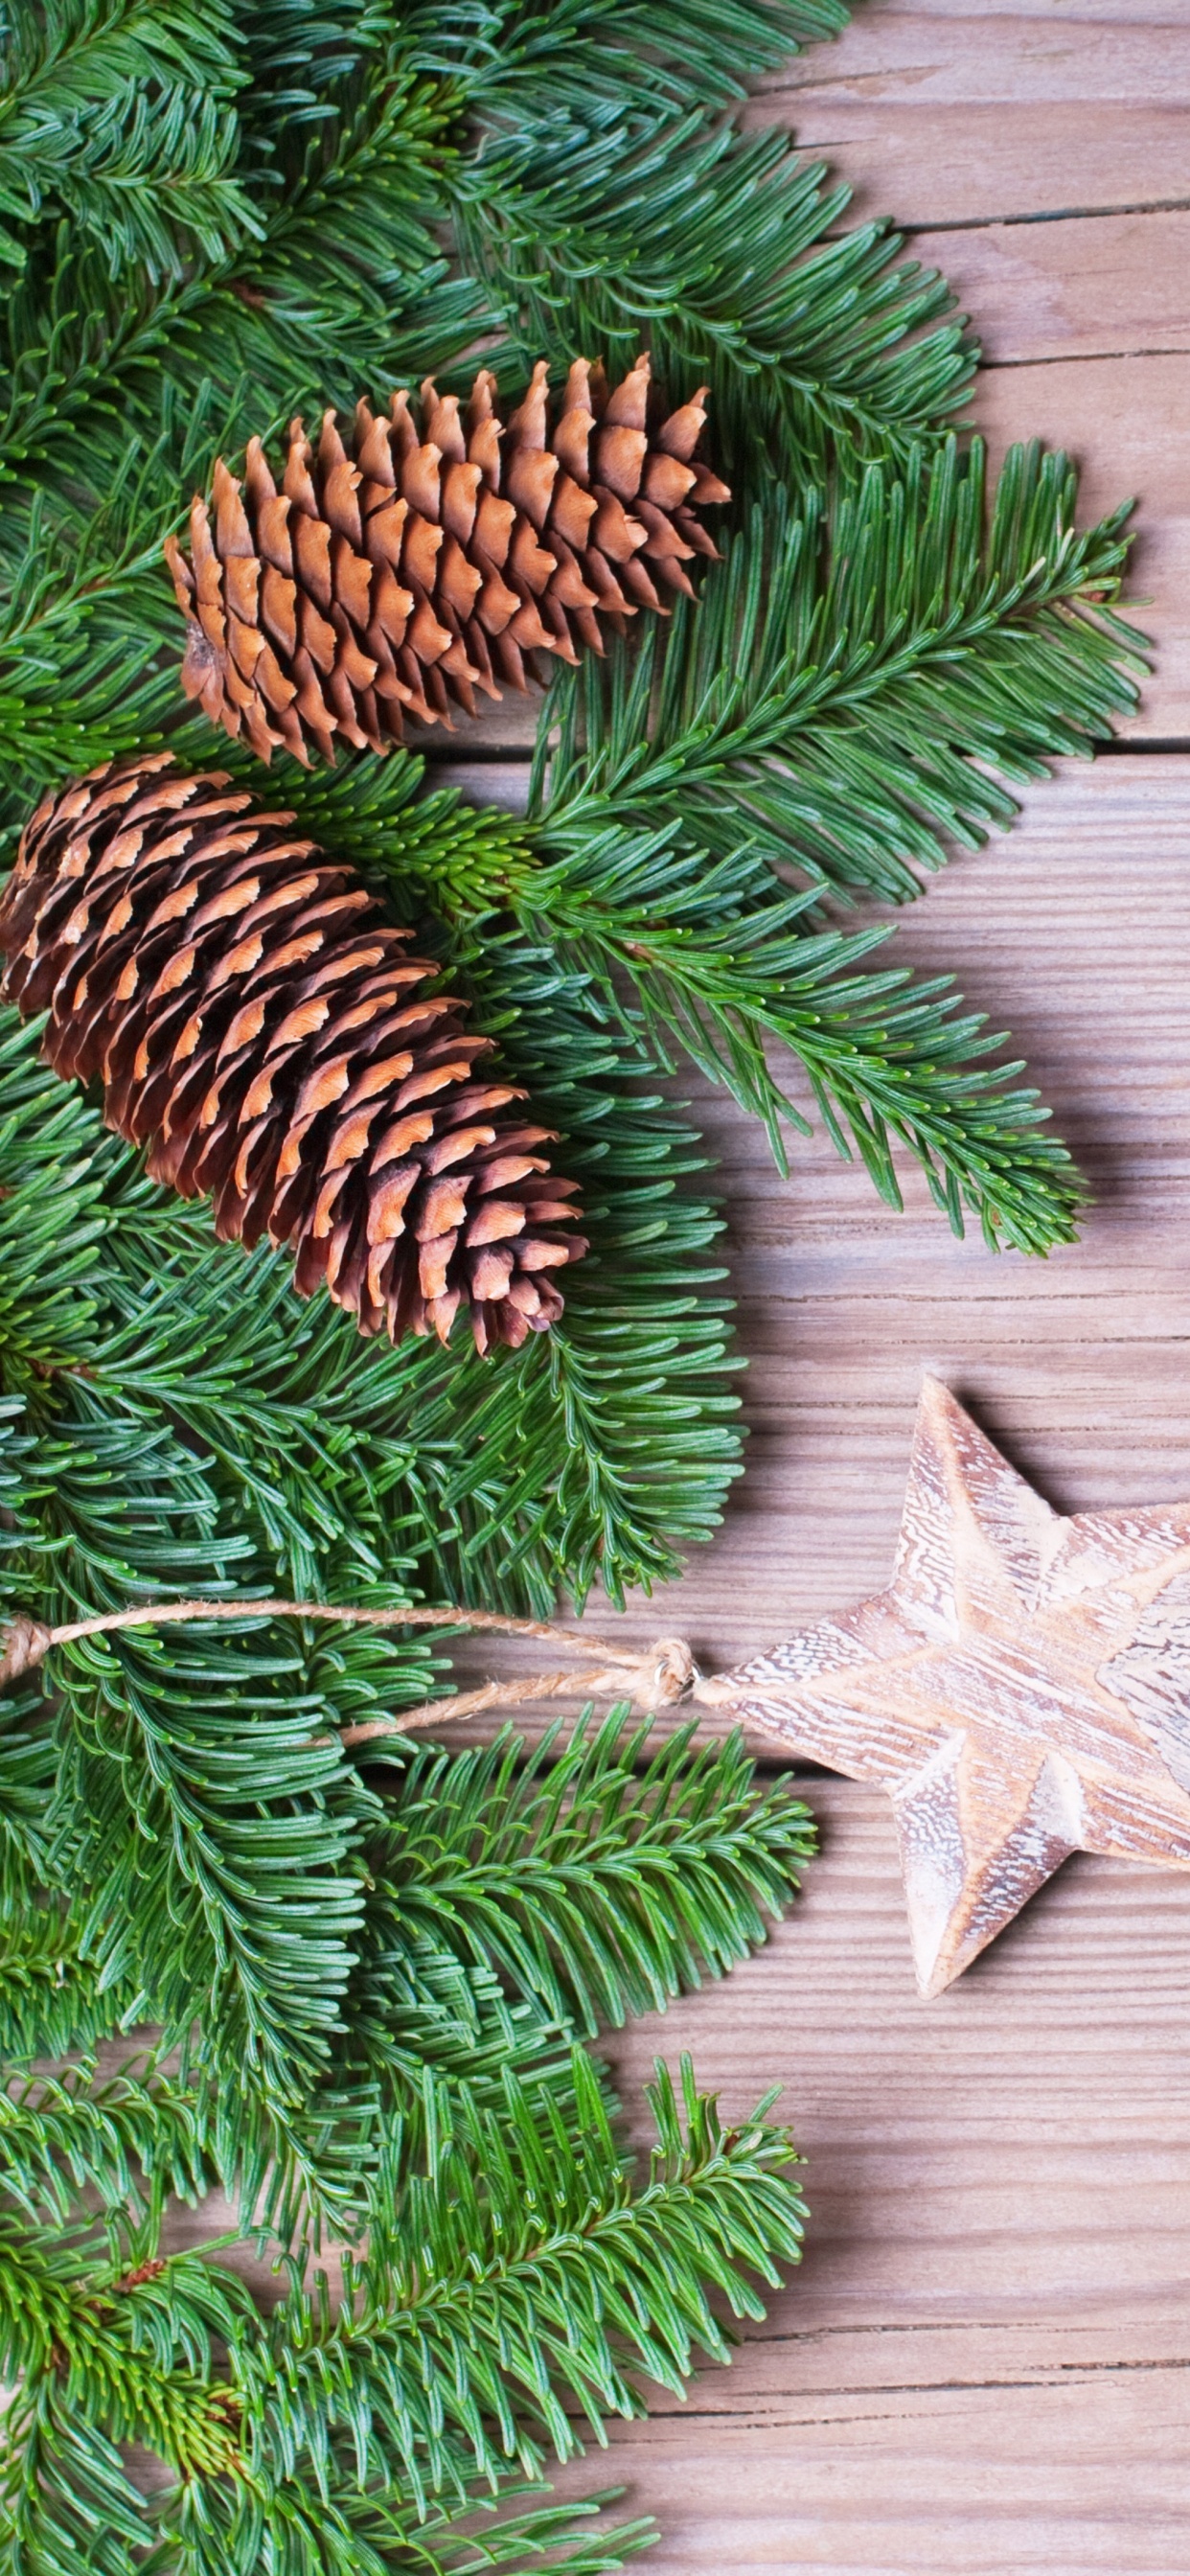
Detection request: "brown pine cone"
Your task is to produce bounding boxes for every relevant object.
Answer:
[0,755,584,1351]
[164,353,730,766]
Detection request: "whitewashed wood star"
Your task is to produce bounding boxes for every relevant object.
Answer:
[729,1379,1190,1995]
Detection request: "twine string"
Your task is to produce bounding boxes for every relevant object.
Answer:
[0,1599,743,1739]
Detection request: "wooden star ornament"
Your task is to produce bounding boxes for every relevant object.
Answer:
[729,1379,1190,1996]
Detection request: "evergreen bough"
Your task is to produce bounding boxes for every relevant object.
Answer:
[0,1676,814,2568]
[0,2,1144,2564]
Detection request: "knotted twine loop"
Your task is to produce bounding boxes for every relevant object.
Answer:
[0,1617,54,1682]
[640,1637,697,1706]
[0,1600,745,1741]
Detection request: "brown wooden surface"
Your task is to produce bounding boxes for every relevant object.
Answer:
[593,1787,1190,2574]
[424,10,1190,2565]
[732,1378,1190,1998]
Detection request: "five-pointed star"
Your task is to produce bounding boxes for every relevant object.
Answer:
[729,1379,1190,1995]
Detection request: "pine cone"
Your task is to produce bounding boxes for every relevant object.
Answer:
[0,756,585,1351]
[165,354,730,766]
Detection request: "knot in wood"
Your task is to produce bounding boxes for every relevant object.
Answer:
[0,1615,53,1686]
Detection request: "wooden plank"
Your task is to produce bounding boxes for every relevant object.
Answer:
[405,690,541,763]
[767,4,1190,109]
[751,3,1190,225]
[433,754,1190,1731]
[911,210,1190,362]
[655,749,1190,1655]
[754,100,1190,228]
[974,355,1190,737]
[750,12,1190,741]
[429,757,533,811]
[748,9,1190,743]
[541,1777,1190,2572]
[817,0,1188,16]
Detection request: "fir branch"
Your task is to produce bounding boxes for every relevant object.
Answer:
[0,1144,380,2104]
[0,2060,210,2231]
[0,2045,804,2569]
[488,446,1140,1242]
[0,0,245,102]
[451,109,969,475]
[237,3,399,124]
[243,2053,805,2499]
[0,2032,355,2255]
[409,0,847,116]
[319,2479,655,2576]
[49,1587,371,2104]
[0,2213,253,2466]
[538,451,1141,909]
[367,1714,814,2035]
[0,1670,57,1914]
[0,2,257,282]
[332,1944,584,2169]
[455,823,1086,1249]
[0,1905,142,2065]
[161,2471,656,2576]
[0,2222,248,2566]
[217,51,465,407]
[0,1709,809,2265]
[0,39,472,540]
[1,2387,152,2576]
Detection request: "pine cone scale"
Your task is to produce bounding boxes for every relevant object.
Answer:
[167,355,729,765]
[0,758,584,1350]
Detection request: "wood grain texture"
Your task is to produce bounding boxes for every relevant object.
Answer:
[539,1778,1190,2572]
[909,210,1190,361]
[774,0,1190,736]
[976,356,1190,736]
[430,745,1190,2552]
[751,2,1190,223]
[733,1378,1190,1994]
